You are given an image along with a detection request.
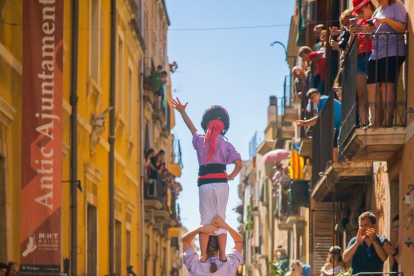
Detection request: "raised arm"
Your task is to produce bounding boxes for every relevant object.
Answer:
[212,215,243,252]
[171,97,197,135]
[182,225,219,252]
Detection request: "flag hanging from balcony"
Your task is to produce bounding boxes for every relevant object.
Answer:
[289,143,304,179]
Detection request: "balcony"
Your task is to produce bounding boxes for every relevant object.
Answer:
[144,178,164,210]
[275,181,308,230]
[311,91,374,202]
[152,108,166,123]
[339,33,408,163]
[284,106,299,123]
[311,161,372,202]
[281,125,295,140]
[129,0,145,51]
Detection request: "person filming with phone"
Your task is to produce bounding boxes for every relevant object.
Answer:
[343,211,391,275]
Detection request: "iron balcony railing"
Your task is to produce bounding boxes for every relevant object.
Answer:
[311,90,334,187]
[354,273,403,276]
[339,32,408,151]
[144,174,166,205]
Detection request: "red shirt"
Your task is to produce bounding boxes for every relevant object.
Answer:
[357,19,373,55]
[309,52,326,80]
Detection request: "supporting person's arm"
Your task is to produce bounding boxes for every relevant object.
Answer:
[171,98,197,135]
[182,225,219,252]
[212,215,243,252]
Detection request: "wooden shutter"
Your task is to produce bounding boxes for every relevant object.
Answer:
[311,203,333,275]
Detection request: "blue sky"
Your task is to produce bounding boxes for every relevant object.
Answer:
[166,0,295,251]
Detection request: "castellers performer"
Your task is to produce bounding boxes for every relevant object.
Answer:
[171,98,242,263]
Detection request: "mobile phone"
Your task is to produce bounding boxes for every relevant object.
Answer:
[349,18,358,28]
[366,19,374,26]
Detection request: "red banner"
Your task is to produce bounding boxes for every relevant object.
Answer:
[21,0,63,274]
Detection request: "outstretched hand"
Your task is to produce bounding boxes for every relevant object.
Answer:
[171,97,188,113]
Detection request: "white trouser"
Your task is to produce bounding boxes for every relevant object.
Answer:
[199,182,229,235]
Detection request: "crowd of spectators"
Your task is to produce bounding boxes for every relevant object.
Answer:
[0,263,19,276]
[293,0,408,129]
[144,148,182,220]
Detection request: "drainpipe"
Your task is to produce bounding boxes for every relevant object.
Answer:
[140,59,145,276]
[70,0,79,276]
[109,0,116,274]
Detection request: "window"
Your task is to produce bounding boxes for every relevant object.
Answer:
[87,204,97,276]
[115,220,122,275]
[153,241,158,276]
[126,230,131,266]
[89,0,101,83]
[144,233,150,275]
[128,64,133,134]
[0,156,6,261]
[117,34,124,115]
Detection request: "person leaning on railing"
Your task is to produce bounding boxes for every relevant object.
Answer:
[329,9,353,66]
[296,89,342,162]
[365,0,408,126]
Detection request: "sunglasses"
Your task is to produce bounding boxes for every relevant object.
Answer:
[291,267,298,272]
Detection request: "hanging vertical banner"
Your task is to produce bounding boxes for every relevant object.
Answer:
[21,0,64,274]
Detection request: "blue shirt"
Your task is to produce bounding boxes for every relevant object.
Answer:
[302,264,311,276]
[317,95,342,130]
[347,235,388,275]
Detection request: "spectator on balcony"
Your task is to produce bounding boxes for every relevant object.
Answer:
[271,164,283,187]
[144,148,156,179]
[349,0,376,127]
[299,46,326,94]
[296,89,342,162]
[320,246,346,276]
[6,263,19,276]
[292,66,307,99]
[157,65,163,72]
[333,69,343,102]
[330,9,353,55]
[290,260,311,276]
[343,211,389,275]
[365,0,407,126]
[0,263,7,276]
[386,214,400,273]
[280,166,291,189]
[313,24,325,51]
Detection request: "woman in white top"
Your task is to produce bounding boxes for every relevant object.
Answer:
[182,215,243,275]
[320,246,346,276]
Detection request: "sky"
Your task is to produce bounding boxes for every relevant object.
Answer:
[166,0,295,251]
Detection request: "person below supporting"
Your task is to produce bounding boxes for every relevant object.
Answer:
[182,215,243,275]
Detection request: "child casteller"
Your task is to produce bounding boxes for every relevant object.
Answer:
[172,98,242,263]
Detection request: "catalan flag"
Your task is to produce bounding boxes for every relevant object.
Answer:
[289,142,304,179]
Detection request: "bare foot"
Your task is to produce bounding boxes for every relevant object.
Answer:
[199,255,207,263]
[219,251,227,262]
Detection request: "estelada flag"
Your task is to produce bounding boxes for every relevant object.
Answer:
[289,143,304,179]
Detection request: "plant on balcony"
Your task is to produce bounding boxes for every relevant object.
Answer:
[269,259,289,276]
[335,268,352,276]
[245,205,253,233]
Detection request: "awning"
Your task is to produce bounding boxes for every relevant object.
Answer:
[263,149,290,163]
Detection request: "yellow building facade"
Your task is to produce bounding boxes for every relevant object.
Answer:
[0,0,180,275]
